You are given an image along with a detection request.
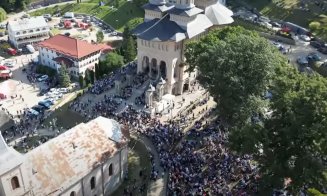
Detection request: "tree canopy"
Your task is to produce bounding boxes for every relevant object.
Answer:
[186,26,327,193]
[0,0,30,12]
[185,26,280,125]
[0,8,6,22]
[58,65,70,87]
[98,52,124,77]
[96,30,104,43]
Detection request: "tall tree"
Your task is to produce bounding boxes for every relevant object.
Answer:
[96,30,104,43]
[89,69,95,84]
[99,52,124,76]
[78,75,84,88]
[58,65,70,87]
[185,26,279,125]
[94,63,100,80]
[124,36,136,63]
[229,61,327,193]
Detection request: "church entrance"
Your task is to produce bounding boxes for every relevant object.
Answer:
[142,56,150,74]
[150,58,158,79]
[159,61,167,80]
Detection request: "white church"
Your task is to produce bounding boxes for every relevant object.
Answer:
[133,0,233,96]
[0,117,128,196]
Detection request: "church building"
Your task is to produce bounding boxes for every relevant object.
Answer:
[0,117,128,196]
[133,0,233,95]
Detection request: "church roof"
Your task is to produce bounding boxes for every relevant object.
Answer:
[142,3,174,12]
[0,132,24,175]
[167,6,203,17]
[205,3,234,25]
[185,14,213,38]
[0,110,14,131]
[23,117,128,196]
[133,16,186,42]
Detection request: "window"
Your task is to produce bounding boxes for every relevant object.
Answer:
[70,191,76,196]
[90,177,95,190]
[22,31,26,34]
[42,27,46,30]
[11,176,20,190]
[29,30,33,33]
[16,32,20,35]
[36,28,40,31]
[109,164,113,176]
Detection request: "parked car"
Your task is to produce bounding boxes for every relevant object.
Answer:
[271,21,281,28]
[299,34,311,42]
[32,105,45,113]
[307,53,321,62]
[38,88,50,96]
[297,57,309,66]
[318,47,327,55]
[44,98,55,105]
[3,61,15,68]
[310,41,323,49]
[38,101,51,109]
[37,75,49,82]
[27,108,39,116]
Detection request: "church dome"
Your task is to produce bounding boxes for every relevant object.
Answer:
[175,0,195,10]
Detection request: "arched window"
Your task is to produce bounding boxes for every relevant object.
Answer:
[109,164,113,176]
[90,177,95,190]
[11,176,20,190]
[70,191,76,196]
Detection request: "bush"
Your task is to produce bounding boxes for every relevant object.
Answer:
[35,65,57,77]
[309,21,321,31]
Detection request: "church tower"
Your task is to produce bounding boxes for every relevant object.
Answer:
[0,133,30,196]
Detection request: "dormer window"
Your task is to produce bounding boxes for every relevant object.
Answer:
[36,28,40,31]
[22,31,27,34]
[29,30,33,33]
[16,32,20,35]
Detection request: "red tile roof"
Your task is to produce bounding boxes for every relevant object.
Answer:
[38,35,104,58]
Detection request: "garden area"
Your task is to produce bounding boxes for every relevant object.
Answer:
[229,0,327,41]
[30,0,144,31]
[112,137,151,196]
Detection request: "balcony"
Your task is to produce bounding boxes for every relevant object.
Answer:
[17,34,50,44]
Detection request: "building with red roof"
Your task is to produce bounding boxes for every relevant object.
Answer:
[38,34,111,76]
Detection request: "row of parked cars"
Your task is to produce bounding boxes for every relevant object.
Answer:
[28,87,69,116]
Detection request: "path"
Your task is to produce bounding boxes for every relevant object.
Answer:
[131,133,167,196]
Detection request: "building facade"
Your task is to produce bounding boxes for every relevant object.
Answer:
[133,0,233,95]
[8,16,50,49]
[0,117,128,196]
[38,35,111,77]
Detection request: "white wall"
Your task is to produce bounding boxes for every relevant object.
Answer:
[0,166,27,196]
[144,10,163,21]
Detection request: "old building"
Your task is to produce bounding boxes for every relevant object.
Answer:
[0,117,128,196]
[133,0,233,95]
[8,16,50,49]
[38,35,111,77]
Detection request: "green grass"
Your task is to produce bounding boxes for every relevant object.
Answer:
[112,138,151,196]
[230,0,327,41]
[30,1,144,32]
[232,18,273,33]
[50,27,60,35]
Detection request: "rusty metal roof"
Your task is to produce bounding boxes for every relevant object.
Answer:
[23,117,127,196]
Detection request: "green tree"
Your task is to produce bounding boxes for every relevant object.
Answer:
[229,63,327,193]
[58,65,70,87]
[309,21,321,31]
[114,0,120,8]
[94,63,100,80]
[185,26,279,125]
[84,70,90,86]
[0,8,6,22]
[78,75,84,88]
[308,188,327,196]
[96,30,104,43]
[89,69,95,84]
[124,36,136,63]
[99,52,124,75]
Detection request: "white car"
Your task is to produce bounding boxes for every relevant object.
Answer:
[300,35,311,42]
[37,75,49,82]
[4,61,15,68]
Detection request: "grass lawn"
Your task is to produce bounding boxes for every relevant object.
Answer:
[30,1,144,31]
[50,27,60,35]
[230,0,327,41]
[112,138,151,196]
